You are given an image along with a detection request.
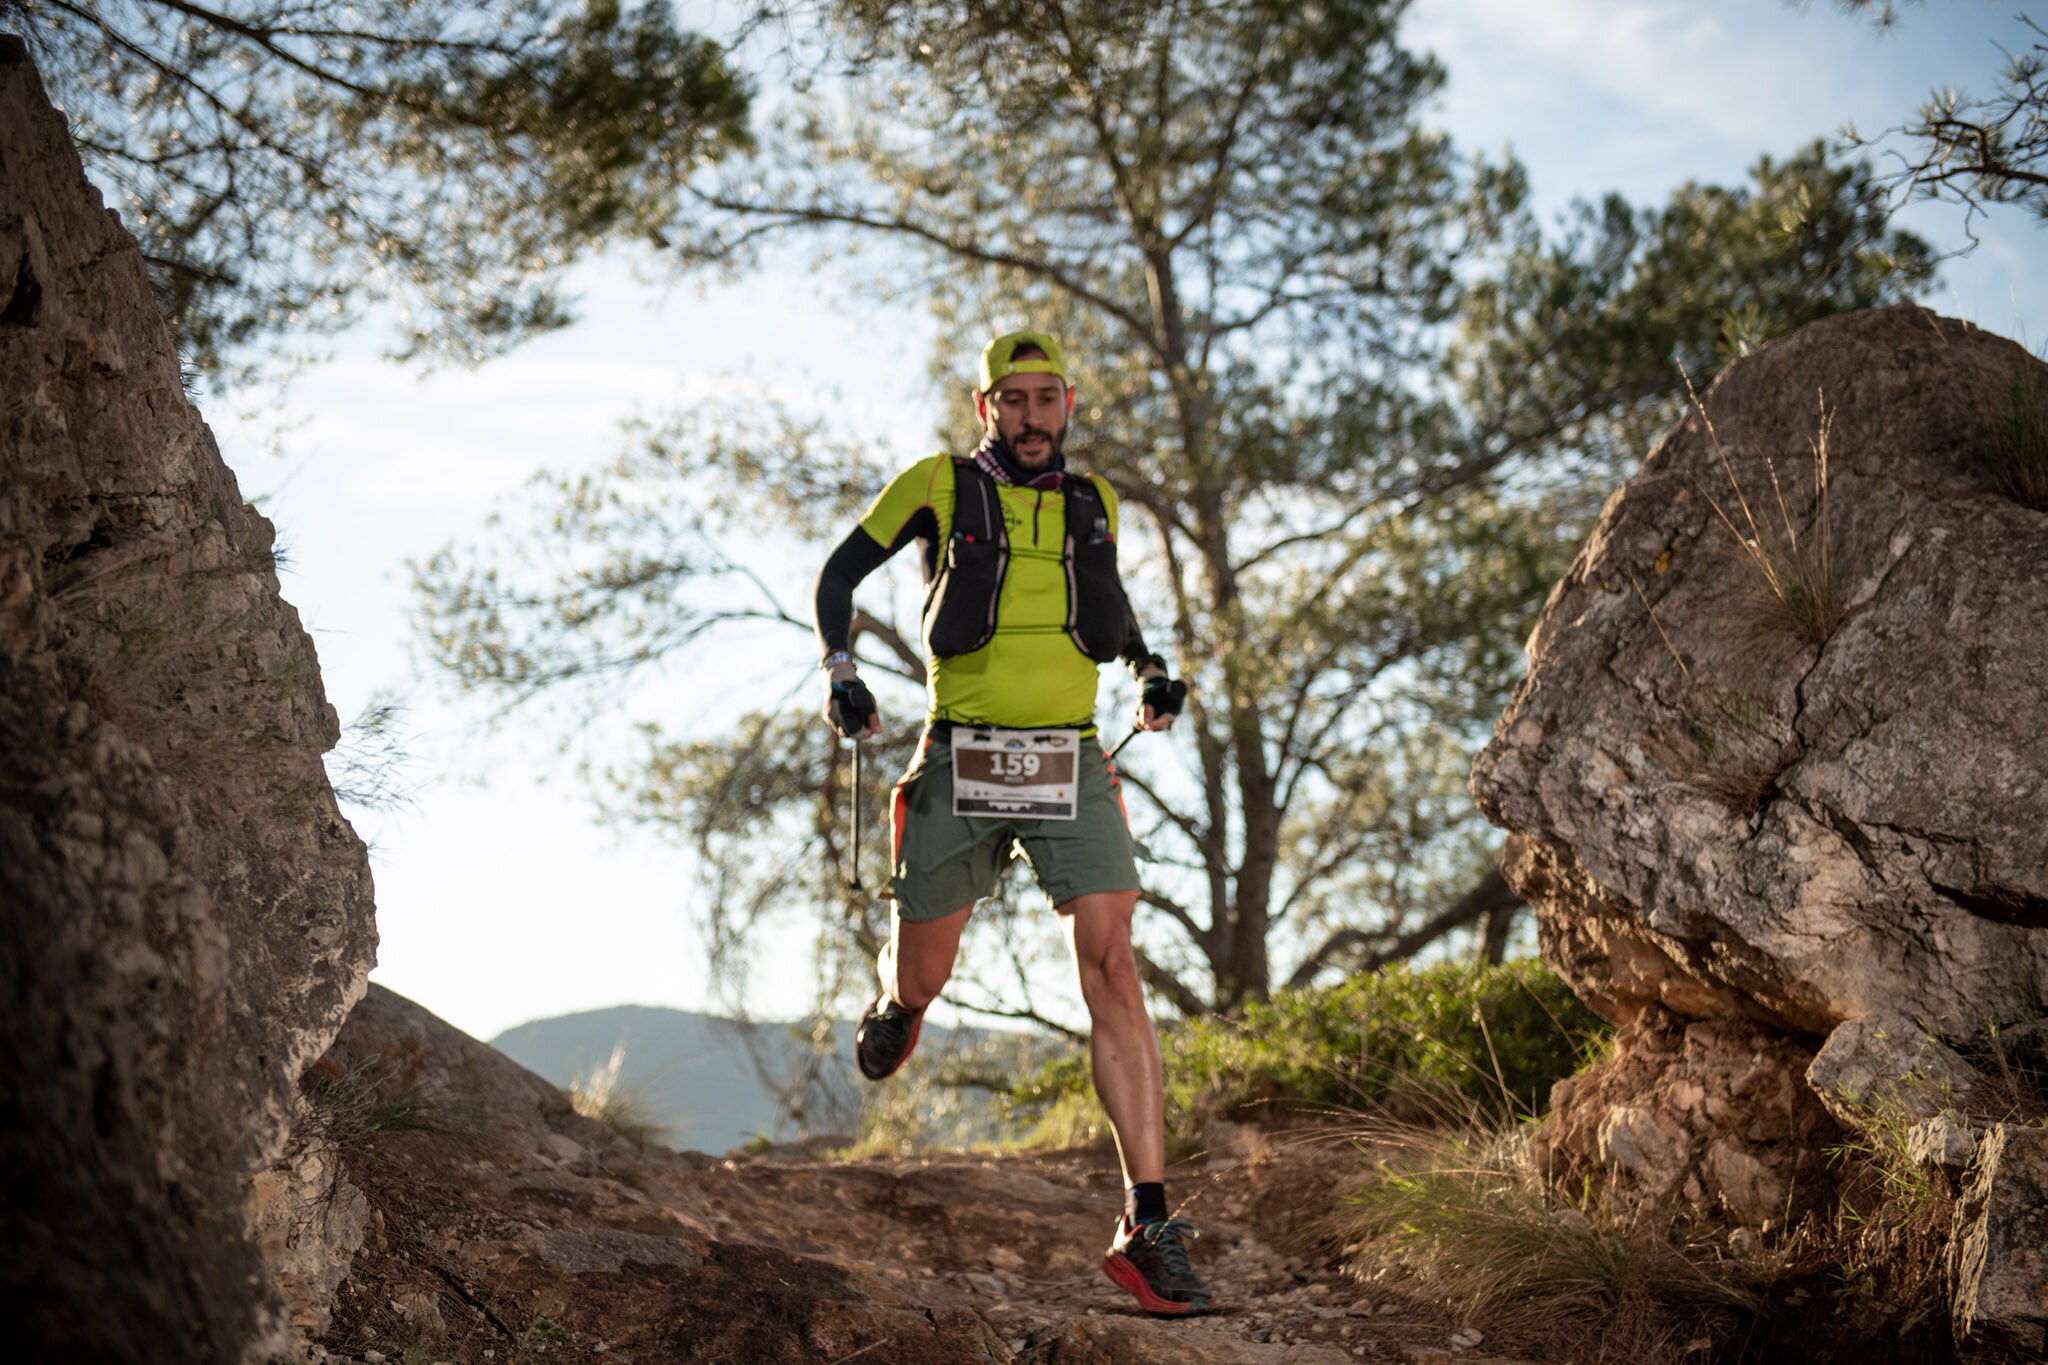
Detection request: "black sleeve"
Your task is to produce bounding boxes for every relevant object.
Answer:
[1119,607,1165,678]
[814,527,894,658]
[815,507,941,659]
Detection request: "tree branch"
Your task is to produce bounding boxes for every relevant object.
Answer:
[1284,864,1520,990]
[850,608,923,680]
[1134,947,1208,1017]
[690,191,1167,368]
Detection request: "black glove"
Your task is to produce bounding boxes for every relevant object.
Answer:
[1140,674,1188,718]
[826,676,878,739]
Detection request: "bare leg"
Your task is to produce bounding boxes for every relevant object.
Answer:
[1061,891,1165,1188]
[879,903,973,1010]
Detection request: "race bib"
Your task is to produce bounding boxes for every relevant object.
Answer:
[950,727,1081,820]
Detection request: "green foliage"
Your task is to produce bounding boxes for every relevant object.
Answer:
[413,404,888,712]
[1458,142,1934,486]
[1006,960,1610,1147]
[415,2,1938,1020]
[22,0,749,381]
[844,1029,1071,1157]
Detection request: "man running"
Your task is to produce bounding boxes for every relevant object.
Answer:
[813,329,1210,1317]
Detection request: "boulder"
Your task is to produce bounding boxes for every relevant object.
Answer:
[1474,304,2048,1220]
[1950,1124,2048,1355]
[0,34,375,1363]
[1805,1010,1986,1124]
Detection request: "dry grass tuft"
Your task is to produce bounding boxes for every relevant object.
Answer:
[1337,1109,1763,1364]
[567,1042,670,1148]
[1671,691,1794,816]
[1976,364,2048,510]
[303,1057,467,1149]
[1327,1057,2001,1364]
[1690,382,1848,646]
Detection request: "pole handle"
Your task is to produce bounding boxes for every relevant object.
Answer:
[846,740,863,893]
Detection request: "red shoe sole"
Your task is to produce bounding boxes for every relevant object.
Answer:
[861,1008,924,1081]
[1102,1252,1210,1317]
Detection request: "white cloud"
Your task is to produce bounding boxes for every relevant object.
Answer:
[1421,0,1872,144]
[1407,0,1987,208]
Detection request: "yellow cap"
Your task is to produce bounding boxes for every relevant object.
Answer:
[978,330,1070,393]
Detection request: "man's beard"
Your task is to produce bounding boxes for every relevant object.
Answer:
[1009,423,1066,467]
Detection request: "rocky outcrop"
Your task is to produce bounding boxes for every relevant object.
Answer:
[1473,304,2048,1340]
[1476,303,2048,1051]
[1477,310,2046,1096]
[1533,1010,1840,1226]
[0,33,376,1363]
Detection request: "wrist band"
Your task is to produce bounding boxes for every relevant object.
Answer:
[821,650,853,671]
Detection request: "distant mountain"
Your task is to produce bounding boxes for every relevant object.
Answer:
[491,1005,1044,1155]
[491,1006,861,1155]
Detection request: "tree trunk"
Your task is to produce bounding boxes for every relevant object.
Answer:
[1476,901,1516,965]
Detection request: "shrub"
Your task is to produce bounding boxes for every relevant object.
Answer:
[1005,959,1609,1149]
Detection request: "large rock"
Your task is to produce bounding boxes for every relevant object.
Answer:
[1805,1010,1987,1124]
[1477,303,2048,1041]
[0,34,376,1363]
[1950,1124,2048,1355]
[1473,305,2048,1223]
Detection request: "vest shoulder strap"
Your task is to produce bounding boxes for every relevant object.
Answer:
[947,456,1004,544]
[950,457,1109,537]
[1064,471,1107,512]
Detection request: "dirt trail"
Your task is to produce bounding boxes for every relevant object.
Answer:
[307,988,1527,1365]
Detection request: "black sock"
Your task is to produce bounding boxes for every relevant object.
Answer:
[1126,1182,1168,1225]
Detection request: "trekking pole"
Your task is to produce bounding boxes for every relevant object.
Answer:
[1105,728,1142,763]
[845,740,863,893]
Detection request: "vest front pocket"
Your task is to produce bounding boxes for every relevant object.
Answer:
[923,533,1008,657]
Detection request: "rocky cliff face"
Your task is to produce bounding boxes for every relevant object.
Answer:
[1473,304,2048,1345]
[0,33,377,1363]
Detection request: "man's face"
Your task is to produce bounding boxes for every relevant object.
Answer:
[982,372,1070,469]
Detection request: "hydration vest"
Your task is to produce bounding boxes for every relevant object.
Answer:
[920,457,1132,663]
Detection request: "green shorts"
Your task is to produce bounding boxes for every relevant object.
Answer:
[887,727,1140,921]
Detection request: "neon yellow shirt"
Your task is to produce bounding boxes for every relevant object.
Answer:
[858,454,1122,728]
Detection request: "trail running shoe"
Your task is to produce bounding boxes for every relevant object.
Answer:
[1103,1215,1211,1317]
[855,995,925,1081]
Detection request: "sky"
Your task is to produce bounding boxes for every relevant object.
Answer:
[204,0,2045,1043]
